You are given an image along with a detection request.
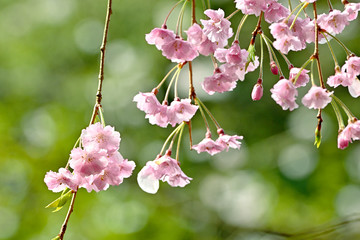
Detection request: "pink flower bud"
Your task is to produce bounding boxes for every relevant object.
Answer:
[337,131,349,149]
[270,61,278,75]
[251,80,263,101]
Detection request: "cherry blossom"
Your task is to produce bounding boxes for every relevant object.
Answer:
[44,168,79,192]
[289,67,310,88]
[81,122,120,154]
[161,38,198,63]
[270,79,298,111]
[302,86,333,109]
[137,155,192,194]
[202,68,238,95]
[235,0,267,17]
[145,28,176,50]
[200,9,233,47]
[168,99,198,127]
[186,23,218,56]
[192,134,225,156]
[133,92,162,115]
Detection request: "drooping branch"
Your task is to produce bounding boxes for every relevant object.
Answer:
[57,1,113,239]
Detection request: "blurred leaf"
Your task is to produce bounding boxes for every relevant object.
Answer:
[45,190,73,213]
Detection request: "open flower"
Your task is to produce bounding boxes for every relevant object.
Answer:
[270,79,298,111]
[137,155,192,194]
[302,86,333,109]
[44,168,79,192]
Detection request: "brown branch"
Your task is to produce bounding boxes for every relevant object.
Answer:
[57,1,113,239]
[312,2,325,89]
[58,191,77,240]
[188,61,196,100]
[191,0,197,25]
[250,11,263,46]
[90,0,113,125]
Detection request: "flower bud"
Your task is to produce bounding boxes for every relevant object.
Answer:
[251,80,263,101]
[337,131,349,149]
[270,61,278,75]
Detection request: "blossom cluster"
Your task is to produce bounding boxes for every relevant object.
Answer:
[133,92,198,128]
[45,123,135,193]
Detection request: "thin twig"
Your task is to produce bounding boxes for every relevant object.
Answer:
[58,1,113,239]
[58,191,77,240]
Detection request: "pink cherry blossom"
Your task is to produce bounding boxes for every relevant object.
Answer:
[214,43,249,67]
[342,120,360,143]
[200,9,233,47]
[302,86,333,109]
[270,79,298,111]
[348,78,360,98]
[69,148,108,177]
[338,130,350,149]
[318,10,349,35]
[216,129,243,151]
[327,71,353,88]
[146,104,169,128]
[137,155,191,194]
[186,23,218,56]
[202,68,238,95]
[145,28,176,50]
[343,56,360,78]
[251,80,263,101]
[270,61,279,75]
[289,67,310,88]
[303,20,327,44]
[192,134,225,155]
[264,1,290,23]
[133,92,162,115]
[344,3,360,21]
[235,0,268,17]
[81,123,120,154]
[44,168,79,192]
[161,38,198,63]
[168,99,198,127]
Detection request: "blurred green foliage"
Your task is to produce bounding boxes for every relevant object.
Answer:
[1,0,360,239]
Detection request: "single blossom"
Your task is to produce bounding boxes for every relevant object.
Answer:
[145,28,176,50]
[342,120,360,142]
[289,67,310,88]
[137,155,192,194]
[318,10,349,35]
[251,81,263,101]
[81,123,120,154]
[235,0,268,17]
[146,104,170,128]
[344,3,360,21]
[270,79,298,111]
[202,69,238,95]
[264,1,289,23]
[343,56,360,78]
[167,99,198,127]
[133,92,162,115]
[186,23,218,56]
[348,78,360,98]
[214,43,249,67]
[327,70,353,88]
[216,129,243,151]
[192,134,225,155]
[69,148,108,177]
[302,86,333,109]
[200,9,233,47]
[338,130,350,150]
[161,38,199,63]
[44,168,79,192]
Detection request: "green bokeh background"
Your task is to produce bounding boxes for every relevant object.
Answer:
[1,0,360,239]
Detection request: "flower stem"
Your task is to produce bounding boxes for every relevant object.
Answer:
[191,0,197,24]
[164,68,181,103]
[325,31,353,56]
[195,98,210,131]
[234,14,248,43]
[176,123,185,162]
[292,57,313,85]
[332,95,355,119]
[188,61,196,100]
[156,64,180,90]
[321,32,339,67]
[331,99,345,130]
[261,34,284,77]
[259,34,264,79]
[176,0,188,37]
[226,9,240,20]
[196,97,221,129]
[313,2,325,89]
[160,122,185,155]
[58,191,77,240]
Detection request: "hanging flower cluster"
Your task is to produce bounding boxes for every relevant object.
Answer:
[45,123,135,193]
[135,0,360,193]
